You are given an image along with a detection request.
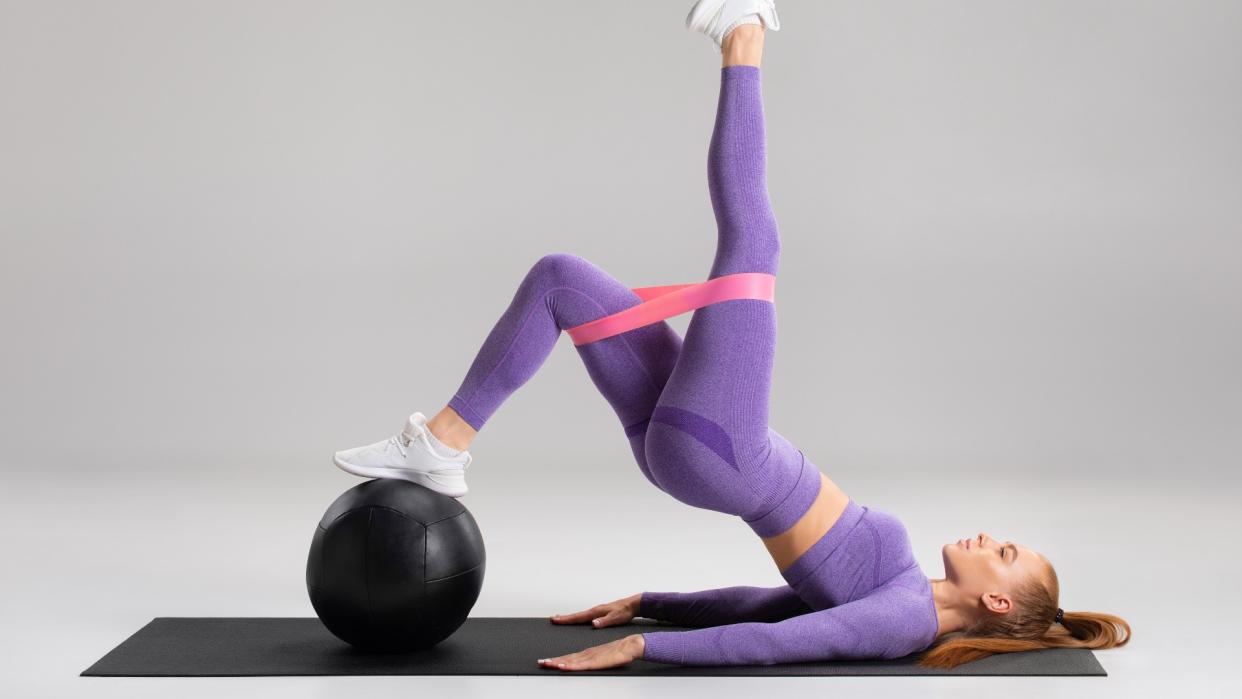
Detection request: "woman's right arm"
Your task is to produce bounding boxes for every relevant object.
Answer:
[551,585,812,630]
[638,584,812,627]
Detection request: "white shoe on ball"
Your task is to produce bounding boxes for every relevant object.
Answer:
[333,412,473,498]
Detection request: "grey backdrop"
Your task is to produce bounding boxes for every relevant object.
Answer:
[2,1,1239,698]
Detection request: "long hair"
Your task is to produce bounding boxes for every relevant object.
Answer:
[917,562,1131,670]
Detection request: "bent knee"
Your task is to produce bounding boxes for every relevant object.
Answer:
[530,252,592,283]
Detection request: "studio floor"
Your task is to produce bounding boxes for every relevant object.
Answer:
[3,452,1236,699]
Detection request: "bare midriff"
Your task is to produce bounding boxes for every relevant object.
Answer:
[762,472,852,574]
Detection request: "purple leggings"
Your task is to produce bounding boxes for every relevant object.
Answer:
[447,66,822,539]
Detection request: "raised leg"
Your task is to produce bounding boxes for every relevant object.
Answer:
[423,28,772,455]
[644,31,822,535]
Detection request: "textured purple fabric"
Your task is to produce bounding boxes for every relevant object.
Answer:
[444,66,938,665]
[446,65,817,538]
[638,584,812,627]
[639,500,940,665]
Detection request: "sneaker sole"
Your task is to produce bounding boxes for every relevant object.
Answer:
[333,456,468,498]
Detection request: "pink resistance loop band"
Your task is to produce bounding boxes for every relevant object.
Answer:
[565,272,777,346]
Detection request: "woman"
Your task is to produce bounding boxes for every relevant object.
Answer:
[333,0,1131,671]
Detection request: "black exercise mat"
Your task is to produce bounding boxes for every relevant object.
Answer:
[82,617,1106,677]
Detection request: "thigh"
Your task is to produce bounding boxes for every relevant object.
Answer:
[652,297,776,467]
[540,254,685,430]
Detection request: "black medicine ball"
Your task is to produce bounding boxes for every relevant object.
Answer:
[306,478,486,652]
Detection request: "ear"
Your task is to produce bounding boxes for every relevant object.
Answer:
[980,591,1012,615]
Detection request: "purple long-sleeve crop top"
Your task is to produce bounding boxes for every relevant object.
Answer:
[638,501,940,666]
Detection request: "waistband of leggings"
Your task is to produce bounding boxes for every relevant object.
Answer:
[742,447,820,538]
[778,497,867,587]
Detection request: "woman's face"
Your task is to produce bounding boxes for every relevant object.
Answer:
[941,532,1047,614]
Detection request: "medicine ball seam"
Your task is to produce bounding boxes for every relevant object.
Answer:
[365,508,375,631]
[422,511,469,527]
[425,562,484,584]
[324,504,419,528]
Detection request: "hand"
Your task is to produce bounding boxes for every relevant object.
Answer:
[537,634,645,671]
[548,593,641,628]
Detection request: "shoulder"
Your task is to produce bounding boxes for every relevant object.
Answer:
[851,580,939,659]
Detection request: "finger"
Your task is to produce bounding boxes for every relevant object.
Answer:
[555,654,590,671]
[539,645,598,670]
[538,654,578,670]
[548,606,604,624]
[538,648,585,664]
[537,655,567,668]
[588,615,621,630]
[559,648,619,671]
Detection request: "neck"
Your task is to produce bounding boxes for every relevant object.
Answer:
[928,577,973,638]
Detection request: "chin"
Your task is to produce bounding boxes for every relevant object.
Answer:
[940,544,956,574]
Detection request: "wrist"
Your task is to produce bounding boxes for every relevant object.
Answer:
[628,592,645,617]
[626,633,645,659]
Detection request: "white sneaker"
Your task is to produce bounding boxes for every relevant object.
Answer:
[685,0,780,54]
[333,412,473,498]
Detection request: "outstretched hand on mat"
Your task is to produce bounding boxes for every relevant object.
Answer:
[536,634,645,671]
[540,595,645,670]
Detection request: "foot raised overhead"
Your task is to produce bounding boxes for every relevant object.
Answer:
[685,0,780,54]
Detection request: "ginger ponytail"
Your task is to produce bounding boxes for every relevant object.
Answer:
[917,563,1131,670]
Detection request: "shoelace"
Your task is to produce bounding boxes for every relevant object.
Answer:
[387,435,407,458]
[388,434,472,473]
